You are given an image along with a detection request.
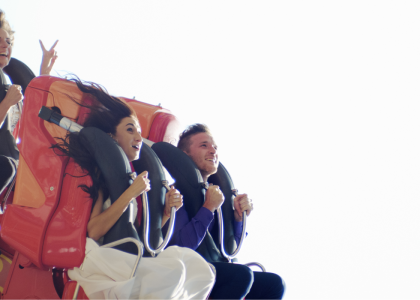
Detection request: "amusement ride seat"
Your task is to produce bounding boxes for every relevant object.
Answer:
[0,75,181,299]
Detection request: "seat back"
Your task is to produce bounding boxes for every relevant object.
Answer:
[1,76,86,269]
[42,159,93,268]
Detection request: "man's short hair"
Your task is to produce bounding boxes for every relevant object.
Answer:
[178,123,212,153]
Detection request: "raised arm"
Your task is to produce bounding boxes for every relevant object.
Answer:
[87,170,150,241]
[39,40,58,76]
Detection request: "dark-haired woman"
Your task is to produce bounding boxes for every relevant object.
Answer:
[55,80,214,299]
[0,9,58,195]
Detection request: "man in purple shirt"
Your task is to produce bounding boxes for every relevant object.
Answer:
[163,124,285,299]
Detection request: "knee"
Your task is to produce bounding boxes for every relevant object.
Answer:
[234,264,254,285]
[271,273,286,299]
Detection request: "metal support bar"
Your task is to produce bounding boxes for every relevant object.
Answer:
[0,176,16,214]
[243,262,267,272]
[217,189,247,263]
[142,181,176,257]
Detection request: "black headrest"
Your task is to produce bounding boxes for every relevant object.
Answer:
[3,57,35,94]
[151,142,205,219]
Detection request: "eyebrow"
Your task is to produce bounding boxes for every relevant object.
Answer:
[126,123,141,130]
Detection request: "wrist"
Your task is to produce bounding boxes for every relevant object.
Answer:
[202,202,216,213]
[234,214,242,222]
[164,208,171,218]
[1,97,14,109]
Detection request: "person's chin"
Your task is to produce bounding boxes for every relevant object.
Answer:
[0,60,9,69]
[208,166,218,175]
[127,153,139,162]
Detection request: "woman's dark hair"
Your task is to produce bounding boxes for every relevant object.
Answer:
[52,77,137,207]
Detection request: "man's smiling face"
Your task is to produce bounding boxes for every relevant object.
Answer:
[185,132,219,181]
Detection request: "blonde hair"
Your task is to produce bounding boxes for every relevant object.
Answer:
[0,10,14,46]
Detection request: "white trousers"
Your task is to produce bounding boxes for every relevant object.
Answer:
[68,238,215,299]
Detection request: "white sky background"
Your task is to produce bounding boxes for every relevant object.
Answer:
[3,1,420,299]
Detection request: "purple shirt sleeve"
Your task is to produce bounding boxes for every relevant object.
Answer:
[163,205,214,250]
[233,219,244,245]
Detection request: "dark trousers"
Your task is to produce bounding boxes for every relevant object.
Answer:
[0,155,16,194]
[210,262,285,299]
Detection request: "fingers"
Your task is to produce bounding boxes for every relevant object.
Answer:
[39,40,46,51]
[5,85,23,104]
[169,189,183,204]
[139,171,148,178]
[133,172,150,195]
[165,187,183,211]
[236,194,253,214]
[12,84,22,91]
[49,40,59,51]
[49,55,58,68]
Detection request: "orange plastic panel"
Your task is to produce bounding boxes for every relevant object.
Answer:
[12,155,46,208]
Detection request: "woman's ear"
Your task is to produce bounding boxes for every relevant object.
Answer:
[108,133,118,143]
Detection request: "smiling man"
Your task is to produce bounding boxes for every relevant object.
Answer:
[164,123,285,299]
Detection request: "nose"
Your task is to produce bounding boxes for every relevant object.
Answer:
[209,145,217,154]
[135,131,143,142]
[0,39,9,49]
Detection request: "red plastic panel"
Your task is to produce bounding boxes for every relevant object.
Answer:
[148,112,182,145]
[42,159,92,268]
[0,249,13,293]
[3,252,60,299]
[1,77,71,269]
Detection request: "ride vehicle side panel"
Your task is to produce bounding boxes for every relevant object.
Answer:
[0,77,84,269]
[42,159,92,268]
[2,252,59,299]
